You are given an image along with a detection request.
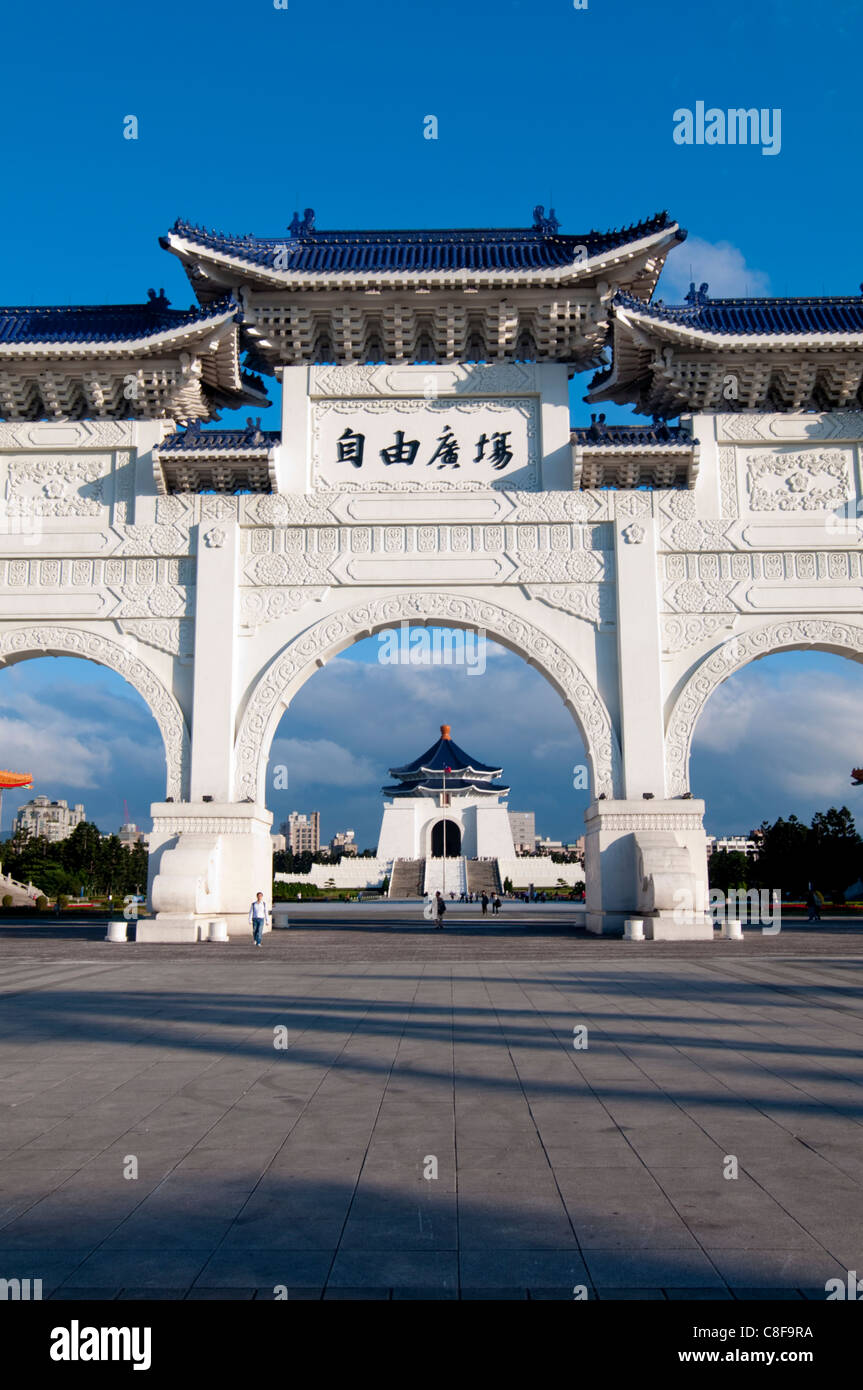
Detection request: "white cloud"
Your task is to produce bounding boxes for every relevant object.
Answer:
[694,664,863,814]
[270,737,378,787]
[658,236,770,301]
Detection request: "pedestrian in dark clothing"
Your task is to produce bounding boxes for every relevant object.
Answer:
[435,891,446,929]
[481,892,489,916]
[806,888,821,923]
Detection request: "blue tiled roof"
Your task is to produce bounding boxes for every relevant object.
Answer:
[165,212,681,274]
[382,778,510,797]
[159,420,279,452]
[0,293,239,345]
[572,418,695,447]
[615,289,863,335]
[390,731,502,780]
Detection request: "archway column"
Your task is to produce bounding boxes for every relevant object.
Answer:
[143,520,272,941]
[584,516,711,937]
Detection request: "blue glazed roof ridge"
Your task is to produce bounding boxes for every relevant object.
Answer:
[614,289,863,335]
[0,295,241,346]
[159,424,280,452]
[164,213,680,275]
[169,211,674,243]
[572,421,697,446]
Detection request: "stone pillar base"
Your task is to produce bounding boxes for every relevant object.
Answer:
[645,912,713,942]
[584,799,711,942]
[146,802,273,934]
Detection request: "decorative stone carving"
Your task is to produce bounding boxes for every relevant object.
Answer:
[234,592,620,801]
[666,618,863,795]
[746,450,850,512]
[239,587,330,627]
[526,584,607,625]
[507,491,612,522]
[204,527,226,548]
[614,492,654,518]
[663,519,732,552]
[658,491,697,520]
[120,619,194,658]
[664,579,738,613]
[200,496,239,521]
[622,523,645,545]
[718,413,863,443]
[113,523,190,556]
[661,614,736,654]
[156,495,194,525]
[718,447,739,518]
[0,421,135,449]
[0,625,189,798]
[242,493,339,527]
[598,813,706,831]
[114,585,190,618]
[5,455,109,517]
[517,549,606,584]
[310,362,537,397]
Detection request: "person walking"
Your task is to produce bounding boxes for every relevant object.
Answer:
[249,891,269,946]
[435,890,446,930]
[481,892,489,916]
[806,887,821,923]
[493,894,501,915]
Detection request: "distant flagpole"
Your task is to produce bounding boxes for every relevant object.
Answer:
[442,764,447,898]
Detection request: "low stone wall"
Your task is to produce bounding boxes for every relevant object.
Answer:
[274,859,389,891]
[497,858,584,890]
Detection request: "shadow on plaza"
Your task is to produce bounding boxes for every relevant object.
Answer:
[0,1163,845,1300]
[4,966,863,1109]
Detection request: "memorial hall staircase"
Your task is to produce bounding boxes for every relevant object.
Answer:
[388,859,424,898]
[466,858,502,897]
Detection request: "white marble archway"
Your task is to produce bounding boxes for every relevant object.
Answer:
[233,590,620,803]
[665,618,863,797]
[0,624,191,801]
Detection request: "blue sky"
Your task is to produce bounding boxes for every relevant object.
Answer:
[1,0,861,842]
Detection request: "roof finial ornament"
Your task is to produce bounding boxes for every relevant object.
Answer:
[289,208,316,238]
[147,287,169,308]
[532,205,559,234]
[440,724,451,740]
[685,282,710,306]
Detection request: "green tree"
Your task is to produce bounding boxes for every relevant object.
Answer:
[708,850,754,895]
[755,815,809,897]
[808,807,863,903]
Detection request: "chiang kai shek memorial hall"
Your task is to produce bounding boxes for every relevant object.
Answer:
[2,207,863,940]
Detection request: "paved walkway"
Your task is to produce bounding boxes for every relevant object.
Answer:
[1,925,862,1299]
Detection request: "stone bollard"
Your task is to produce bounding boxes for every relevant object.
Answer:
[105,920,128,943]
[722,918,743,940]
[624,918,645,941]
[208,919,229,942]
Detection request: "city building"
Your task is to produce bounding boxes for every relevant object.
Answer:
[330,830,357,857]
[508,811,536,854]
[13,796,85,843]
[283,811,320,855]
[706,834,762,858]
[117,823,147,849]
[536,836,564,853]
[270,833,287,853]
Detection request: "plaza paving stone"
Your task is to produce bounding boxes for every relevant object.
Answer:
[1,914,862,1299]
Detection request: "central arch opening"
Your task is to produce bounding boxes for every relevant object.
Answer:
[431,819,461,858]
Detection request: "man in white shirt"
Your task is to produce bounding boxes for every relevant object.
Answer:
[249,891,268,946]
